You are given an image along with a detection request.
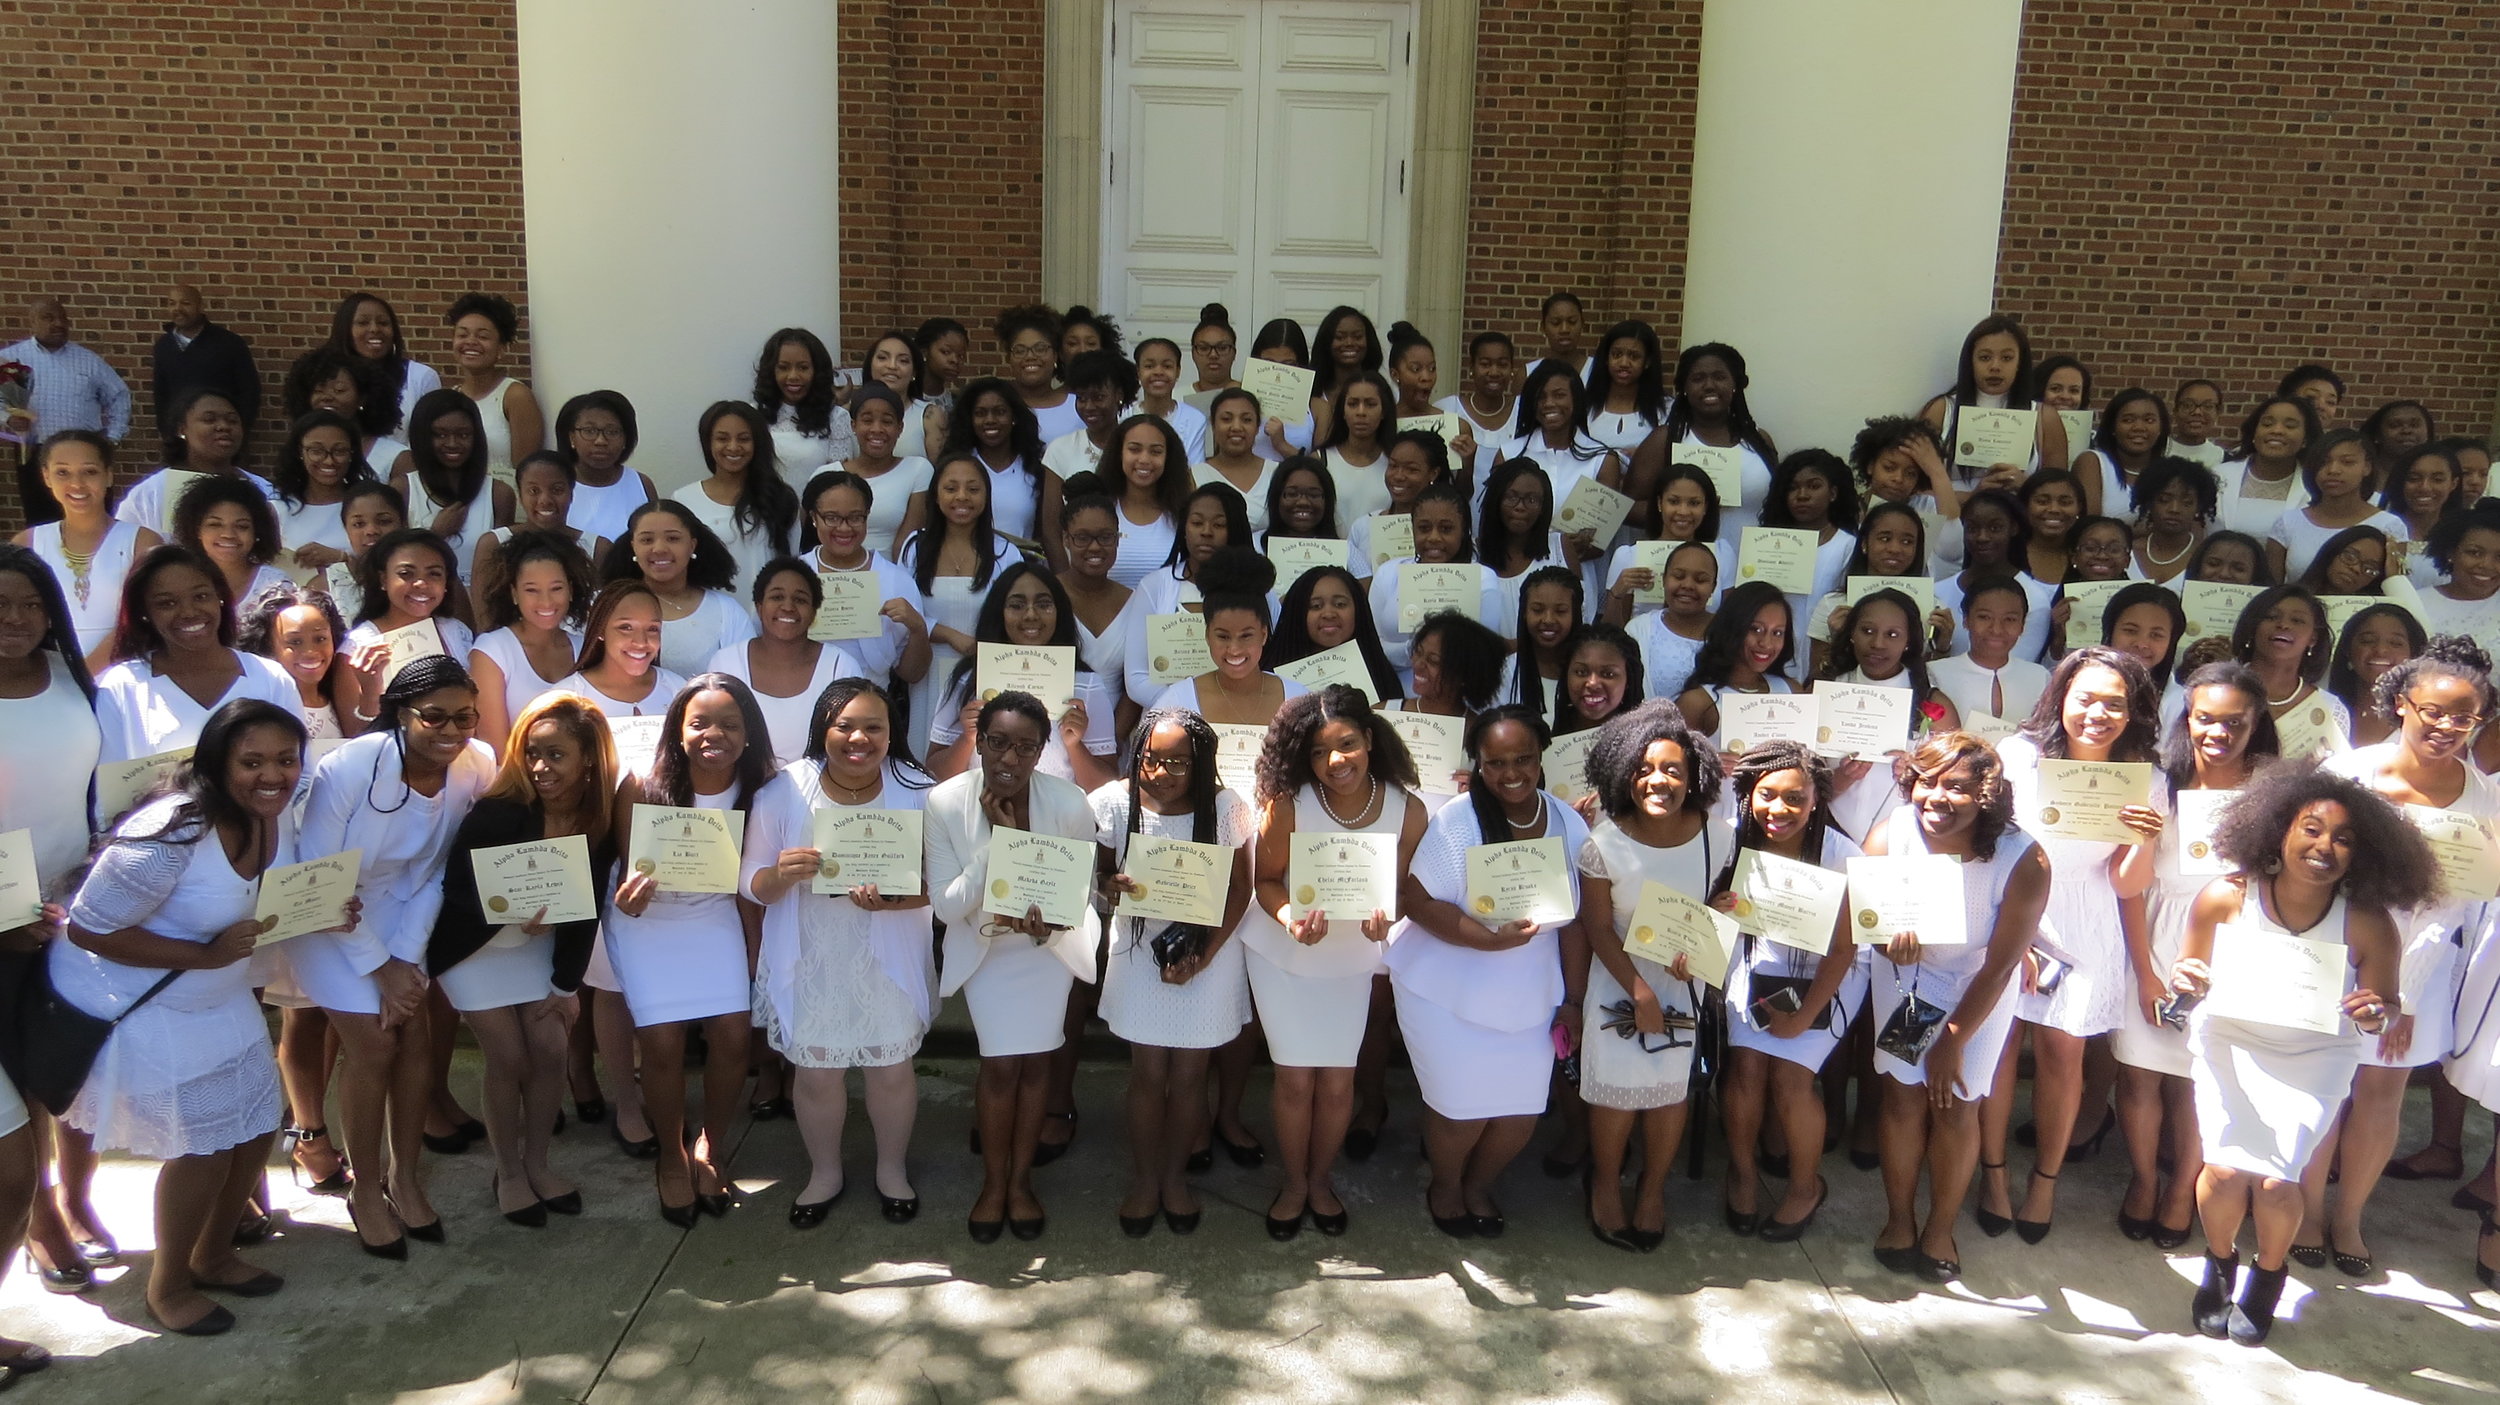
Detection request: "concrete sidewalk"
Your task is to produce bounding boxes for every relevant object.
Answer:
[7,1054,2497,1404]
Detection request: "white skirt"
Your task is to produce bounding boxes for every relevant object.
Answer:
[960,938,1075,1058]
[763,897,927,1069]
[1870,955,2019,1101]
[1246,949,1372,1068]
[2109,985,2192,1077]
[2190,1013,2362,1179]
[2015,862,2129,1037]
[581,930,622,994]
[1725,945,1867,1072]
[280,926,386,1016]
[1100,927,1251,1050]
[605,901,751,1027]
[1578,956,1696,1111]
[438,928,556,1012]
[69,986,283,1159]
[2450,927,2500,1110]
[1395,985,1551,1120]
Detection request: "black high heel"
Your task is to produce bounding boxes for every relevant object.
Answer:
[2151,1218,2194,1251]
[612,1122,659,1160]
[541,1189,583,1217]
[1974,1161,2013,1238]
[286,1125,351,1196]
[2067,1109,2117,1162]
[23,1249,91,1295]
[2014,1168,2057,1244]
[346,1197,407,1260]
[498,1176,548,1229]
[658,1198,700,1229]
[574,1095,608,1125]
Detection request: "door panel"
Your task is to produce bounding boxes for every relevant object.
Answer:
[1106,4,1260,337]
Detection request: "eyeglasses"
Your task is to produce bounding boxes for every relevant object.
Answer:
[409,708,481,730]
[1192,341,1235,355]
[980,735,1045,761]
[1065,530,1118,550]
[1138,752,1194,776]
[2404,696,2487,733]
[813,510,869,529]
[572,425,625,442]
[1008,344,1056,362]
[301,443,354,463]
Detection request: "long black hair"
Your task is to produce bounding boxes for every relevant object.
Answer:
[2099,580,2189,689]
[1512,361,1606,463]
[941,376,1047,491]
[944,559,1095,706]
[1584,320,1669,426]
[272,409,375,510]
[1820,587,1934,706]
[2228,584,2334,685]
[2294,525,2393,596]
[128,698,307,844]
[697,399,798,552]
[1658,341,1776,462]
[1263,454,1339,540]
[2159,662,2280,790]
[1685,581,1794,692]
[1122,708,1223,851]
[644,672,775,810]
[1946,315,2035,409]
[1477,457,1556,569]
[904,452,1006,595]
[1844,501,1930,576]
[1263,565,1402,703]
[1509,564,1584,729]
[1310,306,1383,399]
[1761,448,1859,531]
[1462,703,1553,843]
[0,545,95,701]
[2019,644,2161,763]
[404,386,490,516]
[2325,602,2426,720]
[1251,685,1420,804]
[1411,611,1508,712]
[801,676,931,789]
[326,291,411,403]
[752,328,839,437]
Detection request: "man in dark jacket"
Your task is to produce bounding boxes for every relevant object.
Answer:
[150,282,261,433]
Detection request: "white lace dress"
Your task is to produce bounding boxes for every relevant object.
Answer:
[1091,783,1255,1049]
[1575,816,1729,1110]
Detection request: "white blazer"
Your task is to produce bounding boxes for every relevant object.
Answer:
[925,766,1100,996]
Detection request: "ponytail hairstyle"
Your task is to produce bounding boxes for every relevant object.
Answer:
[643,672,774,812]
[1722,739,1835,887]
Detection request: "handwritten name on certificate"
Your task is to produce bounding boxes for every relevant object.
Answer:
[1238,359,1317,425]
[471,833,597,924]
[2405,804,2500,902]
[2207,923,2347,1035]
[609,716,666,779]
[254,849,361,944]
[1398,562,1480,631]
[1670,442,1744,508]
[1289,831,1398,921]
[1115,833,1232,928]
[809,571,885,641]
[981,827,1094,930]
[2032,759,2152,845]
[2174,789,2235,877]
[1265,536,1348,580]
[1145,612,1215,686]
[1464,836,1574,927]
[1847,854,1967,946]
[1736,527,1818,596]
[1720,692,1816,754]
[98,747,194,823]
[1953,406,2034,471]
[1543,727,1601,801]
[2181,580,2264,640]
[1556,477,1633,543]
[977,642,1075,720]
[1625,880,1738,986]
[1845,574,1937,619]
[1732,849,1849,955]
[1211,724,1267,797]
[1813,680,1914,760]
[0,829,42,923]
[374,617,446,688]
[629,804,746,894]
[811,808,924,896]
[1382,710,1466,794]
[1275,640,1376,702]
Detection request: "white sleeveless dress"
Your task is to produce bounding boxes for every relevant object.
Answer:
[556,666,691,995]
[603,784,752,1026]
[2327,743,2498,1070]
[2189,883,2363,1178]
[403,470,497,583]
[2000,736,2166,1037]
[1242,784,1411,1068]
[468,376,518,484]
[1725,828,1871,1070]
[470,624,582,728]
[1575,816,1729,1110]
[29,518,140,657]
[2113,778,2229,1078]
[1092,784,1255,1049]
[1867,805,2039,1099]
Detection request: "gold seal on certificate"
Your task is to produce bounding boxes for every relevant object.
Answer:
[1397,562,1480,631]
[1115,833,1231,927]
[1846,854,1967,945]
[1265,536,1348,580]
[1719,691,1816,755]
[809,571,884,641]
[976,642,1075,719]
[1812,680,1914,760]
[2181,580,2264,640]
[981,827,1094,930]
[1736,527,1818,596]
[1288,831,1398,922]
[628,804,747,894]
[2404,803,2500,902]
[2031,759,2153,844]
[1382,710,1466,794]
[1845,574,1938,619]
[1362,513,1415,569]
[374,617,446,688]
[1556,477,1633,543]
[253,849,362,944]
[1542,727,1601,801]
[1731,849,1849,955]
[1670,442,1744,508]
[1953,406,2034,470]
[1146,612,1215,686]
[470,833,597,925]
[608,715,666,779]
[2207,922,2348,1034]
[2060,578,2139,640]
[1275,640,1376,702]
[1464,836,1574,927]
[0,828,42,923]
[1210,723,1266,796]
[2272,700,2344,762]
[98,746,195,823]
[2174,789,2234,878]
[1624,879,1738,986]
[811,808,924,896]
[1238,358,1316,424]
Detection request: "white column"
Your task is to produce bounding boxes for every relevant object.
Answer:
[517,0,840,493]
[1679,0,2024,454]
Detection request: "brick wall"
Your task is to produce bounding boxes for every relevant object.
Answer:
[0,1,528,529]
[1995,1,2500,435]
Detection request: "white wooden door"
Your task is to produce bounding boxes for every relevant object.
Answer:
[1103,0,1414,350]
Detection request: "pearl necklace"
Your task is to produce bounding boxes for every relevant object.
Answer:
[2143,532,2195,568]
[2266,681,2305,709]
[1320,776,1381,828]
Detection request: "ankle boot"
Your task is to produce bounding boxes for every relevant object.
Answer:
[2227,1263,2289,1346]
[2192,1253,2239,1338]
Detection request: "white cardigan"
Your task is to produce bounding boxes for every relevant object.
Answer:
[924,766,1100,996]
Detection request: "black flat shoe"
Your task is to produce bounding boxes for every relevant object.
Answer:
[967,1217,1004,1244]
[2330,1234,2374,1279]
[1758,1178,1827,1243]
[2454,1184,2495,1215]
[1119,1212,1157,1238]
[880,1195,919,1225]
[2382,1146,2464,1181]
[1215,1130,1265,1169]
[1343,1127,1380,1162]
[1916,1252,1961,1284]
[1008,1215,1046,1241]
[1430,1211,1475,1239]
[1591,1219,1641,1252]
[421,1130,472,1155]
[347,1199,407,1260]
[232,1206,274,1246]
[1873,1244,1919,1275]
[1471,1212,1505,1239]
[1627,1227,1665,1253]
[789,1191,841,1229]
[1723,1200,1762,1237]
[2288,1240,2328,1268]
[1848,1148,1881,1172]
[575,1096,608,1125]
[1164,1208,1202,1235]
[541,1190,583,1217]
[612,1124,659,1160]
[199,1269,285,1297]
[1185,1145,1215,1174]
[456,1118,487,1142]
[1266,1204,1305,1241]
[1311,1207,1349,1236]
[1031,1112,1078,1168]
[152,1303,236,1337]
[2151,1219,2194,1251]
[659,1198,700,1229]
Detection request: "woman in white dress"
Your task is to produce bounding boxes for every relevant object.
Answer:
[92,546,301,779]
[1817,589,1963,842]
[426,693,618,1225]
[1711,742,1867,1244]
[1574,320,1669,460]
[237,583,373,745]
[331,290,440,428]
[1915,315,2067,493]
[2411,504,2500,654]
[14,429,159,671]
[2265,429,2408,583]
[1036,352,1129,486]
[443,292,544,488]
[752,327,856,483]
[1132,337,1209,462]
[2114,663,2278,1251]
[284,347,408,512]
[113,388,271,543]
[1261,565,1407,706]
[1928,576,2049,729]
[472,452,611,585]
[934,377,1057,552]
[836,385,934,554]
[1092,712,1258,1236]
[2228,586,2349,760]
[706,557,865,767]
[796,469,932,696]
[1121,484,1256,705]
[1478,457,1586,609]
[605,674,773,1227]
[1369,485,1509,674]
[1316,371,1398,526]
[2072,388,2173,520]
[668,401,798,597]
[1867,732,2052,1284]
[293,655,496,1255]
[1346,428,1451,584]
[897,453,1026,748]
[1569,703,1728,1250]
[997,306,1082,445]
[601,500,755,679]
[1984,647,2166,1243]
[1600,464,1729,628]
[552,391,659,549]
[926,560,1116,788]
[59,699,332,1334]
[468,527,589,758]
[1102,415,1192,590]
[343,529,477,693]
[2169,763,2424,1346]
[390,389,513,583]
[1499,362,1619,550]
[172,475,291,618]
[1628,342,1781,534]
[1673,581,1797,745]
[269,410,370,577]
[743,679,935,1227]
[1246,688,1429,1237]
[857,329,948,461]
[1192,389,1277,537]
[925,692,1101,1241]
[1393,706,1591,1238]
[1146,554,1311,724]
[1436,331,1518,487]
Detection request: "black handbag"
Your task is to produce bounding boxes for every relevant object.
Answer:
[1746,973,1834,1032]
[1146,922,1206,971]
[14,958,181,1118]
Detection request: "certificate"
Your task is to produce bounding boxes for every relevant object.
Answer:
[2175,789,2235,877]
[2056,409,2097,464]
[1275,640,1376,702]
[981,827,1095,930]
[470,834,598,925]
[1556,477,1633,543]
[976,642,1075,720]
[1115,833,1232,927]
[2061,578,2137,639]
[1846,854,1968,946]
[322,561,359,603]
[1397,562,1480,631]
[1382,709,1466,794]
[809,571,885,641]
[2181,580,2264,640]
[98,746,193,822]
[2207,922,2347,1035]
[2318,593,2378,644]
[156,469,214,534]
[253,849,361,945]
[1845,574,1937,620]
[811,807,924,896]
[1719,691,1817,754]
[1211,723,1266,796]
[1289,830,1399,921]
[1361,513,1414,568]
[1626,539,1697,605]
[2031,759,2153,844]
[0,829,41,924]
[1464,836,1574,927]
[1953,406,2035,471]
[1396,412,1466,446]
[2405,803,2500,902]
[1145,611,1214,686]
[628,804,746,895]
[2272,698,2346,761]
[1731,848,1849,955]
[609,715,666,778]
[1813,680,1914,760]
[1671,442,1744,508]
[1238,358,1316,424]
[1736,527,1818,596]
[1624,880,1738,987]
[1963,712,2020,746]
[1543,727,1600,801]
[374,617,446,688]
[1266,535,1348,580]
